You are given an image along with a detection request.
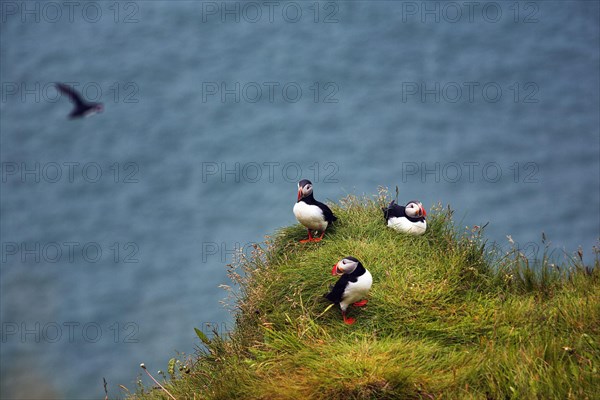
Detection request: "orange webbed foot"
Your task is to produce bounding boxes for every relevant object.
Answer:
[342,311,356,325]
[353,299,368,307]
[300,229,314,243]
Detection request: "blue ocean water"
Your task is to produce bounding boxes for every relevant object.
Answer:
[1,1,599,398]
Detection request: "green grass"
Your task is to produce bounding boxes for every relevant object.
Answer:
[129,192,600,400]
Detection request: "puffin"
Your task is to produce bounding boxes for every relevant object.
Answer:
[293,179,337,243]
[324,256,373,325]
[382,200,427,235]
[55,83,104,119]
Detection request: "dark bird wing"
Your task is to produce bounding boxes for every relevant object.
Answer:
[56,83,85,108]
[324,274,356,303]
[382,200,405,220]
[316,200,337,223]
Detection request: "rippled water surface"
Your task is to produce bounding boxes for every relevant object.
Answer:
[1,1,599,398]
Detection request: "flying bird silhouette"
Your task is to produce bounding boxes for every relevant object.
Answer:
[55,83,104,119]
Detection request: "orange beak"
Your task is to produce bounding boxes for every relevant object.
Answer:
[297,188,302,201]
[332,264,338,275]
[420,204,427,217]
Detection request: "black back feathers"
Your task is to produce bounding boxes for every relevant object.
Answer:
[324,259,366,304]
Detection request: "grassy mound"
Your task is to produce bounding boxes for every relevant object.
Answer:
[131,193,599,399]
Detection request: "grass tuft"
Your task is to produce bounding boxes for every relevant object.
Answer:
[129,193,600,400]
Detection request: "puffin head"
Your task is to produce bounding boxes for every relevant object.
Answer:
[331,256,361,276]
[405,201,426,218]
[297,179,313,201]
